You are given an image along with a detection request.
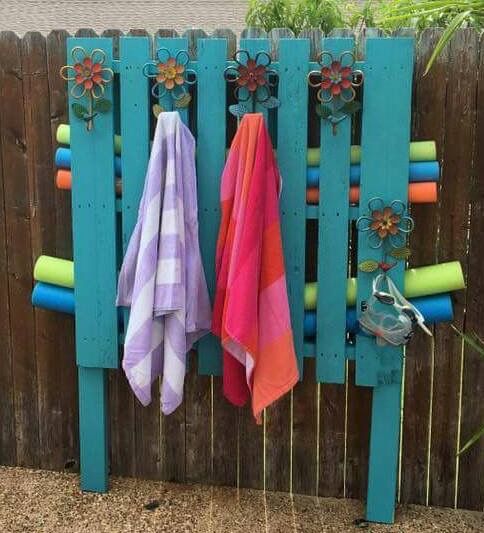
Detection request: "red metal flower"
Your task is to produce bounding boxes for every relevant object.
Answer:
[156,57,185,90]
[73,57,105,90]
[237,59,267,92]
[320,61,353,96]
[370,207,401,239]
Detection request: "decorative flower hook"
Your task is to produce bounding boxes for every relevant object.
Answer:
[224,50,279,118]
[60,47,114,131]
[308,51,363,135]
[143,48,196,116]
[356,198,414,273]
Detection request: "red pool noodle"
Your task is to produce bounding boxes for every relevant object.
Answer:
[306,182,437,205]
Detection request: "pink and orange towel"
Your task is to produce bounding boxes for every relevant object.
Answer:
[212,113,299,423]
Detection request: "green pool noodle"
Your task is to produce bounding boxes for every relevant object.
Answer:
[34,255,74,289]
[306,141,436,166]
[56,124,122,155]
[304,261,465,309]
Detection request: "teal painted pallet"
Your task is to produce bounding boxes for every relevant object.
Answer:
[65,35,414,524]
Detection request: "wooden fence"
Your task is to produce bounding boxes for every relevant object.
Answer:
[0,27,482,512]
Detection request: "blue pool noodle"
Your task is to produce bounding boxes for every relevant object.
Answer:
[306,160,440,187]
[32,282,75,315]
[303,293,453,338]
[55,147,122,177]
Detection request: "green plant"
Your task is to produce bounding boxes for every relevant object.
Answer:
[375,1,484,74]
[451,325,484,456]
[245,0,484,73]
[246,0,345,35]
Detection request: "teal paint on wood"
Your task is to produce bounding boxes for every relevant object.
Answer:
[355,37,414,386]
[277,38,310,377]
[68,37,118,369]
[240,38,270,119]
[119,36,151,330]
[196,39,228,376]
[156,37,189,126]
[78,366,109,492]
[316,37,354,384]
[354,37,414,524]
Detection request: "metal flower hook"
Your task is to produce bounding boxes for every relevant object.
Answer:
[143,48,197,113]
[356,198,414,273]
[224,50,279,117]
[60,46,114,131]
[307,50,363,134]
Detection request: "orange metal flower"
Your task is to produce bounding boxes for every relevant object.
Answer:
[370,207,401,239]
[237,58,267,92]
[156,57,185,90]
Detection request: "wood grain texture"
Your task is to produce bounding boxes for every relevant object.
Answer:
[0,30,40,467]
[292,359,318,495]
[46,29,79,471]
[456,31,484,512]
[429,29,479,509]
[0,34,16,467]
[345,362,371,500]
[21,30,61,470]
[400,28,447,506]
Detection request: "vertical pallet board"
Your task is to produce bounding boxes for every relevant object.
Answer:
[116,34,151,478]
[154,35,190,483]
[277,38,309,376]
[355,36,414,524]
[316,36,354,384]
[156,36,189,126]
[197,38,227,376]
[237,36,270,491]
[68,36,117,491]
[69,37,118,369]
[265,37,310,493]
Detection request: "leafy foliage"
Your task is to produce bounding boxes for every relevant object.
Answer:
[245,0,483,72]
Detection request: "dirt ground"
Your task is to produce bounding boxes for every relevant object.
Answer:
[0,467,482,532]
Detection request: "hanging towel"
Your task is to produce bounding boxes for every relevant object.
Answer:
[117,112,211,415]
[212,113,299,422]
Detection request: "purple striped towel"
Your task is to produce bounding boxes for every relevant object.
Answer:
[116,112,211,414]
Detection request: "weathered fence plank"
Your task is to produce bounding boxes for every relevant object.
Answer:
[22,30,61,471]
[46,28,79,473]
[430,28,479,509]
[457,30,484,512]
[0,30,40,468]
[400,28,447,506]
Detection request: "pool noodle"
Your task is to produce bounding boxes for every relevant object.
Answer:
[306,161,440,187]
[56,170,122,196]
[55,147,122,176]
[32,282,75,315]
[306,182,438,205]
[56,123,434,166]
[56,124,122,155]
[307,141,436,166]
[33,255,74,289]
[303,293,453,337]
[304,261,465,309]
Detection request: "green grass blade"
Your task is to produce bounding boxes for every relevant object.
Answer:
[458,424,484,455]
[451,324,484,357]
[424,10,472,75]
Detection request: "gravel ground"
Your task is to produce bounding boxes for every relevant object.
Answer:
[0,466,482,532]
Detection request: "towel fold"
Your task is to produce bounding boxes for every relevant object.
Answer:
[212,113,299,422]
[117,112,211,415]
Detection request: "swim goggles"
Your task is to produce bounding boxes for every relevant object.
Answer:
[359,273,433,346]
